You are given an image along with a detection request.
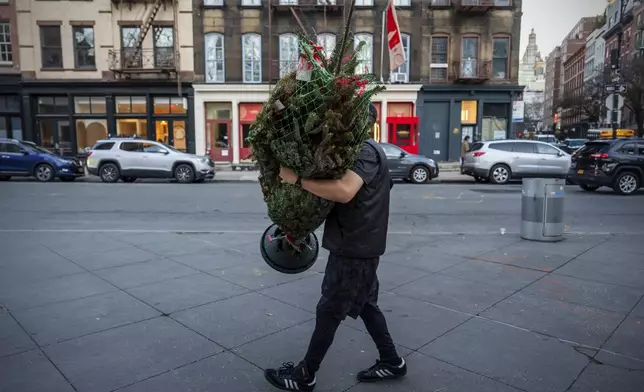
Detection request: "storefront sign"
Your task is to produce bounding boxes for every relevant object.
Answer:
[388,102,413,117]
[512,101,524,123]
[239,103,263,122]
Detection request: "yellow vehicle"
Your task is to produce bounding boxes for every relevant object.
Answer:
[587,129,635,140]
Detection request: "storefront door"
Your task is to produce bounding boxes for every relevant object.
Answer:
[206,119,232,162]
[155,119,188,152]
[0,116,23,140]
[387,116,420,155]
[37,119,72,156]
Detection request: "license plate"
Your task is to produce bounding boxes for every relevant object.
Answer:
[577,169,584,175]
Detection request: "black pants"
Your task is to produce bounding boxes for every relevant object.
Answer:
[302,254,399,374]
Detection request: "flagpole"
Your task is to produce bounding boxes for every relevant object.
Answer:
[379,7,385,83]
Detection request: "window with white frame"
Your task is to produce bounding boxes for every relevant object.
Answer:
[205,33,225,83]
[317,0,337,4]
[391,34,410,82]
[203,0,224,6]
[430,36,448,80]
[394,0,411,5]
[279,0,298,4]
[242,33,262,83]
[355,0,373,6]
[354,33,373,74]
[0,22,12,64]
[241,0,261,5]
[317,33,336,58]
[279,33,299,77]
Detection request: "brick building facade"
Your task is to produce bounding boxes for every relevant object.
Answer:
[0,0,21,140]
[561,45,585,131]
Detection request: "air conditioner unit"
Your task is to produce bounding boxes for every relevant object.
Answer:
[391,73,408,83]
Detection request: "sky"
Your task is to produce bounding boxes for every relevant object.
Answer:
[520,0,609,58]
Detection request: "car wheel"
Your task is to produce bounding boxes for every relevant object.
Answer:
[409,166,430,184]
[0,175,10,181]
[579,184,599,191]
[34,164,55,182]
[121,176,137,183]
[99,163,120,183]
[613,171,640,195]
[59,177,76,182]
[489,164,511,185]
[175,164,195,183]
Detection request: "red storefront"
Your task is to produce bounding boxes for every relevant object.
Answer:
[386,102,419,154]
[239,103,263,161]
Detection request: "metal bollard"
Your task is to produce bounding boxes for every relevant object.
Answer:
[520,178,566,242]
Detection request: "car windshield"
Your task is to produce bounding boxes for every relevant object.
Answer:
[567,139,586,147]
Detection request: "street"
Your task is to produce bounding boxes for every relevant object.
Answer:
[1,182,643,392]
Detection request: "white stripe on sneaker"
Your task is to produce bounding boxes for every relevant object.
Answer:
[375,370,385,377]
[383,369,394,376]
[397,358,406,368]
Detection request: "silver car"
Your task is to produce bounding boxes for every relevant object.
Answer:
[86,138,215,183]
[462,140,571,184]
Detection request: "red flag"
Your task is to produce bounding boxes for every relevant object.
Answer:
[386,0,406,72]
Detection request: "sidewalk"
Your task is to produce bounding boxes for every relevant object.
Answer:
[1,230,643,391]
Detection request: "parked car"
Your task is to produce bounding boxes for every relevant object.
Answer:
[462,140,571,185]
[0,139,85,182]
[535,134,558,145]
[558,138,587,155]
[379,143,439,184]
[568,138,644,195]
[86,138,215,183]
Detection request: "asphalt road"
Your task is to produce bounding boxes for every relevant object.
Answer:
[0,181,642,235]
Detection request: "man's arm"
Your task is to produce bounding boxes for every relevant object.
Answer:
[279,143,380,204]
[300,171,364,204]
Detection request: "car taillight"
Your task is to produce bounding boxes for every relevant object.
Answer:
[473,152,486,157]
[590,153,608,159]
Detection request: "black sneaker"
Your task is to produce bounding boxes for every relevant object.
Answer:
[357,357,407,382]
[264,361,317,391]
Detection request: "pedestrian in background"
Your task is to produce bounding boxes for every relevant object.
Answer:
[460,135,470,174]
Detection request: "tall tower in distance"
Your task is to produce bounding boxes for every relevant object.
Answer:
[519,28,546,91]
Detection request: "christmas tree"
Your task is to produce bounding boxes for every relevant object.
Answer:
[248,14,385,245]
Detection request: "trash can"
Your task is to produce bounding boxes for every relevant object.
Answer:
[520,178,565,242]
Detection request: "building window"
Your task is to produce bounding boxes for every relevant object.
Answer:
[73,96,106,114]
[241,0,261,5]
[430,36,448,80]
[153,26,174,68]
[279,33,299,77]
[72,27,95,69]
[394,0,411,5]
[460,36,479,78]
[0,22,11,63]
[317,0,337,4]
[37,97,68,114]
[242,33,262,83]
[203,0,224,6]
[205,33,225,83]
[355,0,373,6]
[354,33,373,74]
[494,0,510,5]
[391,34,410,83]
[279,0,298,3]
[317,33,336,59]
[121,26,142,68]
[40,25,63,68]
[492,37,509,79]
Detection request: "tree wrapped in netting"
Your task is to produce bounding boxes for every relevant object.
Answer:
[248,29,385,271]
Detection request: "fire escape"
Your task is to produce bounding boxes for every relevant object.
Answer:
[108,0,180,81]
[267,0,346,83]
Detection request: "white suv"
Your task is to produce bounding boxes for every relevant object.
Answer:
[86,138,215,183]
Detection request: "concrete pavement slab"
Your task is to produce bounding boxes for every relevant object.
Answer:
[632,298,644,318]
[44,317,223,392]
[556,257,644,289]
[12,291,160,346]
[259,274,324,312]
[475,248,578,272]
[172,292,313,349]
[369,262,432,291]
[348,352,522,392]
[0,272,117,311]
[126,273,250,314]
[343,292,471,351]
[393,274,514,314]
[420,317,589,392]
[380,250,467,273]
[0,312,37,357]
[167,247,258,272]
[232,320,411,392]
[62,247,160,271]
[481,292,626,347]
[210,261,318,291]
[0,349,75,392]
[94,259,198,290]
[0,253,85,286]
[117,352,267,392]
[438,259,547,290]
[133,236,226,258]
[35,232,134,259]
[520,274,644,314]
[568,351,644,392]
[601,315,644,361]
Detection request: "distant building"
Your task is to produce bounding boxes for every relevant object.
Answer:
[518,29,545,132]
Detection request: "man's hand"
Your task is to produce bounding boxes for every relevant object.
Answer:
[279,166,298,185]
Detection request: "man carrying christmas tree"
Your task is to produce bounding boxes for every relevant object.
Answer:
[264,104,406,391]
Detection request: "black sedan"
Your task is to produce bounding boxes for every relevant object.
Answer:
[379,143,439,184]
[558,139,587,155]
